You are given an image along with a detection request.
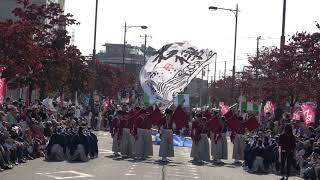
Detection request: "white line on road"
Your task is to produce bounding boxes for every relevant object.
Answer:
[167,171,198,176]
[36,170,94,179]
[125,173,136,176]
[167,174,199,179]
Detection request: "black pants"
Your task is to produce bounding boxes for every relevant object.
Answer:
[281,151,294,177]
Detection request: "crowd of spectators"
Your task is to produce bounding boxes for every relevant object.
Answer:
[0,97,99,172]
[243,112,320,180]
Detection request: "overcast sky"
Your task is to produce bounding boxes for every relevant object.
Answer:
[65,0,319,80]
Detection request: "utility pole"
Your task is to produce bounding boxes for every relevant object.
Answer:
[280,0,287,54]
[224,61,226,80]
[207,65,210,105]
[92,0,98,68]
[231,3,239,101]
[122,22,127,71]
[200,69,205,108]
[140,34,152,65]
[71,29,75,46]
[219,70,221,80]
[90,0,98,120]
[144,34,147,65]
[256,36,261,58]
[214,54,217,83]
[242,65,245,80]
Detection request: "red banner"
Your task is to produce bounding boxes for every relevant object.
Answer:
[301,102,315,125]
[291,107,301,121]
[264,101,275,114]
[0,67,5,105]
[0,78,5,104]
[219,102,229,115]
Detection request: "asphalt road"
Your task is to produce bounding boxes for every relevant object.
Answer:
[0,132,302,180]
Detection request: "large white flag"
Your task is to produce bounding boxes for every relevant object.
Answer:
[140,42,216,107]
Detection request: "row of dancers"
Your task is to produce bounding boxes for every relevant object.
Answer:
[111,106,259,164]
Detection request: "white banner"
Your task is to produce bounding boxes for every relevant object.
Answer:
[140,42,216,106]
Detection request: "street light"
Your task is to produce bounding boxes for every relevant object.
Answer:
[122,22,148,70]
[209,4,239,102]
[280,0,287,54]
[89,0,99,123]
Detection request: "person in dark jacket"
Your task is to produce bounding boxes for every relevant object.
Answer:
[69,127,90,162]
[88,129,98,159]
[279,124,296,180]
[263,137,273,171]
[251,139,266,173]
[45,127,66,161]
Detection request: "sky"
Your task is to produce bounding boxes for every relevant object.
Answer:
[64,0,319,80]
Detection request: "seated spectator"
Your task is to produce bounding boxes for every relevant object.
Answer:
[68,127,90,162]
[45,127,66,161]
[263,137,273,172]
[251,139,266,173]
[87,128,98,159]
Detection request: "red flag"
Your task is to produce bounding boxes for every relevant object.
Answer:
[219,102,230,115]
[0,67,6,105]
[226,116,240,131]
[291,107,301,121]
[208,116,223,133]
[224,111,234,121]
[264,101,275,114]
[203,110,212,120]
[0,78,5,105]
[245,115,259,131]
[172,105,187,129]
[301,102,315,125]
[150,107,162,126]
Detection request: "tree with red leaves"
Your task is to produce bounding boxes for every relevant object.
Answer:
[94,63,135,97]
[0,0,90,101]
[209,76,241,105]
[242,29,320,105]
[210,23,320,121]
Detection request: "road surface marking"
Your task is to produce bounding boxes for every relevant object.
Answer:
[36,170,94,179]
[167,174,199,178]
[167,170,198,176]
[99,149,113,154]
[125,173,136,176]
[167,168,180,171]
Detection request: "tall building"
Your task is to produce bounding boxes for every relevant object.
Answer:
[96,43,157,75]
[184,78,209,107]
[0,0,65,20]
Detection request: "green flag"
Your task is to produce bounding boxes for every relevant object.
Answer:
[144,94,150,106]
